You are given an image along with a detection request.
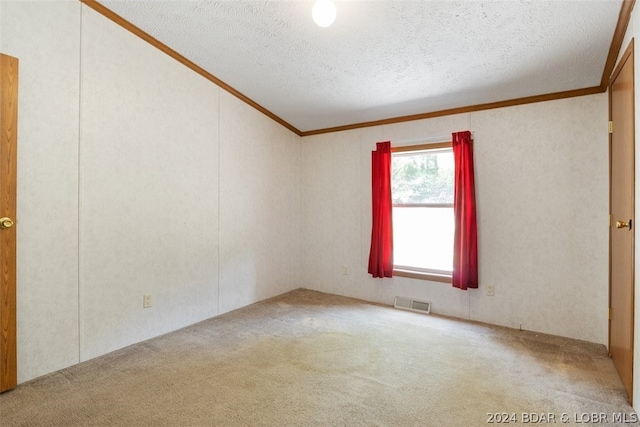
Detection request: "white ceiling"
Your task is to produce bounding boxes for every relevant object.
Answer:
[97,0,623,133]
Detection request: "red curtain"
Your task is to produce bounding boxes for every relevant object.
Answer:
[452,131,478,290]
[368,141,394,278]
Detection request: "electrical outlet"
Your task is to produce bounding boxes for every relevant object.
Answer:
[143,294,152,308]
[342,265,349,275]
[486,285,495,296]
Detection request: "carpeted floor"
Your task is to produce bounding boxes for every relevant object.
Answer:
[1,288,638,426]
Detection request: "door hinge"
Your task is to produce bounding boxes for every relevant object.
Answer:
[609,121,613,134]
[609,307,613,320]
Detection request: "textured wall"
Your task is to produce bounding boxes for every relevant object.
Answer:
[301,95,609,345]
[218,91,301,314]
[468,97,608,342]
[0,1,81,383]
[1,1,301,383]
[79,7,220,360]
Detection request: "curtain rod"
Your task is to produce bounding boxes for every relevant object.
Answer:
[393,135,450,146]
[394,132,474,146]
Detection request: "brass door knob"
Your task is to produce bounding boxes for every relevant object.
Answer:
[0,217,14,229]
[616,219,632,230]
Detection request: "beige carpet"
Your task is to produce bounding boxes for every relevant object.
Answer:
[1,289,638,426]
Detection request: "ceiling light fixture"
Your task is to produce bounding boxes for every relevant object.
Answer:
[312,0,336,28]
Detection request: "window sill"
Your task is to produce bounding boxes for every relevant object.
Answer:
[393,268,452,283]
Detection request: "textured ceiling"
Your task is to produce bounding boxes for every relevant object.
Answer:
[96,0,623,133]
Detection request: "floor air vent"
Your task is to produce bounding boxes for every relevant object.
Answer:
[394,296,431,315]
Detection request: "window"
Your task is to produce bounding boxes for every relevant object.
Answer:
[391,142,454,282]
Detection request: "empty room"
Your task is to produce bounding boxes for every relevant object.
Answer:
[1,0,639,425]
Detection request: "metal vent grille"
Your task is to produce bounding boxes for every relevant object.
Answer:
[394,296,431,315]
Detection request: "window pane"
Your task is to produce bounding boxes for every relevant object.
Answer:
[392,150,454,204]
[393,207,453,272]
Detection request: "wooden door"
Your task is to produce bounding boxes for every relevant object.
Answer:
[609,40,635,404]
[0,53,18,393]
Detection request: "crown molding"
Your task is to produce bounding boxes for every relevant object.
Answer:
[601,0,636,89]
[300,86,605,137]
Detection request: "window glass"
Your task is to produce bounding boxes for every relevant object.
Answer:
[392,146,454,274]
[392,149,454,205]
